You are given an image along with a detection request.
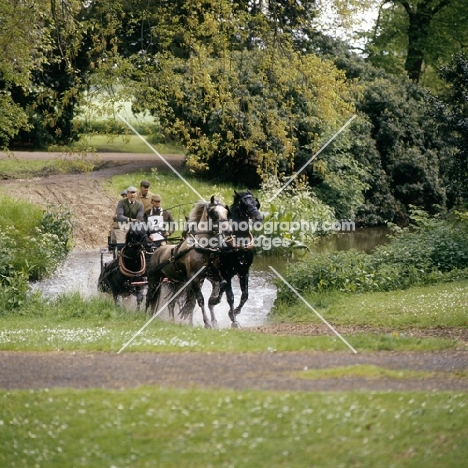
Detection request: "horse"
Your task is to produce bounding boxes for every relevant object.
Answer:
[98,223,151,310]
[206,190,263,328]
[145,196,231,328]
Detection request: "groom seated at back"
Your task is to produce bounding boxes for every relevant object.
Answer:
[144,194,175,246]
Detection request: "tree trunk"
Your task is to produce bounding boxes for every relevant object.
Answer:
[401,0,454,82]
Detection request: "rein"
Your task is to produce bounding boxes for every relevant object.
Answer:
[226,232,254,250]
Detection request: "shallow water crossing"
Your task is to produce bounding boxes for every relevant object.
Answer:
[32,249,277,329]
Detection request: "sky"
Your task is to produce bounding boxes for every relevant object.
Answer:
[314,3,380,53]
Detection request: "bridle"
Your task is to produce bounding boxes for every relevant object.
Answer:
[235,193,260,220]
[188,203,231,236]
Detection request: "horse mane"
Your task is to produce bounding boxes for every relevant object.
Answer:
[188,201,209,223]
[233,190,251,204]
[188,197,224,223]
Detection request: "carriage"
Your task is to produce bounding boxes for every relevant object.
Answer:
[98,191,262,325]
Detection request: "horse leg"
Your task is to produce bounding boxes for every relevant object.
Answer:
[225,278,240,328]
[114,293,122,308]
[135,286,144,312]
[207,278,221,329]
[194,279,212,329]
[178,283,197,326]
[233,273,249,320]
[163,281,176,322]
[145,276,162,317]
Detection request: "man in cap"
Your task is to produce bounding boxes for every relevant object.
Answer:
[120,189,127,198]
[144,193,175,244]
[136,180,154,212]
[115,186,144,224]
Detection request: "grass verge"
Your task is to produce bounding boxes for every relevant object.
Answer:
[73,134,184,154]
[0,293,461,353]
[272,280,468,329]
[1,388,467,467]
[292,365,464,381]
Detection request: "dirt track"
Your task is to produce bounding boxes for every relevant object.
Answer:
[0,151,184,249]
[1,151,468,392]
[1,350,468,392]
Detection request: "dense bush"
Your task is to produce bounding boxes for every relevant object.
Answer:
[255,174,336,255]
[276,210,468,303]
[0,196,73,310]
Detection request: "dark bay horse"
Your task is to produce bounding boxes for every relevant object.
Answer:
[207,190,263,328]
[98,224,151,310]
[145,196,231,328]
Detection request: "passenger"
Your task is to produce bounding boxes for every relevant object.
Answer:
[144,194,175,243]
[120,189,128,198]
[136,180,154,212]
[115,186,144,224]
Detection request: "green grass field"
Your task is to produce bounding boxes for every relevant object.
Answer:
[73,134,184,154]
[1,388,467,467]
[0,280,466,353]
[272,280,468,330]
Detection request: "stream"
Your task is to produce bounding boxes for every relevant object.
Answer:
[32,249,278,329]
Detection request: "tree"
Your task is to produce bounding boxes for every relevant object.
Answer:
[0,0,129,148]
[436,53,468,203]
[0,0,50,147]
[302,33,451,224]
[366,0,468,83]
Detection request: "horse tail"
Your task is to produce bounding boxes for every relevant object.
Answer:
[145,276,163,315]
[178,282,198,320]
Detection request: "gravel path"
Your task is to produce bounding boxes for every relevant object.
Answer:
[1,350,467,392]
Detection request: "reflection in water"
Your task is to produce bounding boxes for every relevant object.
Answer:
[310,226,391,254]
[32,227,390,328]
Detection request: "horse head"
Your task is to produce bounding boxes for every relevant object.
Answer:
[186,197,232,245]
[233,190,263,224]
[207,195,232,237]
[125,222,151,247]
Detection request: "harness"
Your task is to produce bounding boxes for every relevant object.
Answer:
[225,231,254,250]
[146,242,195,277]
[118,246,146,277]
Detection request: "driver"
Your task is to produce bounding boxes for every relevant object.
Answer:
[144,194,175,245]
[115,186,144,224]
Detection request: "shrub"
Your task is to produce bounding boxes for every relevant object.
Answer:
[256,174,336,256]
[0,197,74,309]
[276,209,468,303]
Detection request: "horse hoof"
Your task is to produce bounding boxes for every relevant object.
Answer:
[231,321,241,329]
[212,320,219,329]
[204,323,213,329]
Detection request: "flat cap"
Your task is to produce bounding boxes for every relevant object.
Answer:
[120,189,127,196]
[127,186,138,193]
[140,180,151,187]
[151,194,161,202]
